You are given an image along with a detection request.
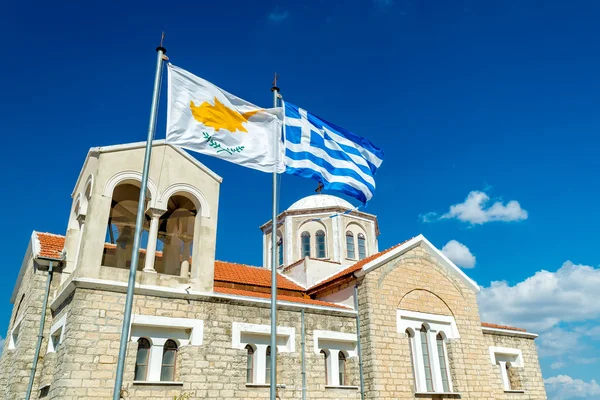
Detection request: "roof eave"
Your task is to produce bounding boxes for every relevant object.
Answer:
[482,326,538,339]
[73,141,223,195]
[354,234,480,293]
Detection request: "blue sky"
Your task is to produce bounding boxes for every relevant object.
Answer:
[1,0,599,398]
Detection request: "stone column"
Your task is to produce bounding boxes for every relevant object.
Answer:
[143,208,166,273]
[74,214,86,269]
[179,234,193,278]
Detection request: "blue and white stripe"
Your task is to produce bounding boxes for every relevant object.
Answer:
[283,101,384,204]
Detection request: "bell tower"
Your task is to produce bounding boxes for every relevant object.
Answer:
[62,140,222,292]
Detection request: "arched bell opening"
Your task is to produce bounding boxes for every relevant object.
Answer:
[155,195,197,277]
[102,183,151,269]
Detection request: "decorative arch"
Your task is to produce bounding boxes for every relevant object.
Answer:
[298,219,327,259]
[398,289,455,318]
[103,170,158,207]
[84,174,94,197]
[157,183,210,218]
[346,221,368,259]
[73,193,83,216]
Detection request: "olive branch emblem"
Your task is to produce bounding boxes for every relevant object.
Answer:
[202,132,245,155]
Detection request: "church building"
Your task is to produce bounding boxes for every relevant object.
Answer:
[0,141,547,399]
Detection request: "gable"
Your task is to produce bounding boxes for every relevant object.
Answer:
[354,235,480,293]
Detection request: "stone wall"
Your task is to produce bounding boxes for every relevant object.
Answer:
[482,333,547,399]
[13,287,361,400]
[356,243,547,400]
[0,259,62,400]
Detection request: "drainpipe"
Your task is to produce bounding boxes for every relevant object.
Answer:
[25,261,54,400]
[354,284,365,400]
[301,309,306,400]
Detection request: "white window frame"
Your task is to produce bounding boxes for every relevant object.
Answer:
[489,346,524,392]
[232,322,295,385]
[47,313,67,353]
[313,330,358,388]
[130,314,203,383]
[397,310,458,394]
[8,317,23,350]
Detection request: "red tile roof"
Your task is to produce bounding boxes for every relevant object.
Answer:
[33,232,528,321]
[213,287,349,309]
[308,240,411,292]
[481,322,527,332]
[36,232,66,259]
[214,261,304,291]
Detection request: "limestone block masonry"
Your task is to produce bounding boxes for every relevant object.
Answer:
[2,284,361,399]
[357,244,547,400]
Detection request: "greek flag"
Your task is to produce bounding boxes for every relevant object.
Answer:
[283,102,384,203]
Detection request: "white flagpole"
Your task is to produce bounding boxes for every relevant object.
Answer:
[112,38,166,400]
[270,76,280,400]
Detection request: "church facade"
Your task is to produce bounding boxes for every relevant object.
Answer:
[0,141,547,399]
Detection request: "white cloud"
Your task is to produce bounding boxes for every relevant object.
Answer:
[537,327,583,357]
[441,240,476,268]
[419,212,438,223]
[478,261,600,332]
[267,10,290,23]
[545,375,600,400]
[551,361,565,370]
[424,190,528,225]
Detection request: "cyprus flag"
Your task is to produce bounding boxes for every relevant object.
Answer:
[166,64,284,173]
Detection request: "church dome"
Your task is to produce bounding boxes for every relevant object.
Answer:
[287,194,354,211]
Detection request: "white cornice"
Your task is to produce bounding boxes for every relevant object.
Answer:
[72,141,222,195]
[482,326,538,339]
[49,277,356,316]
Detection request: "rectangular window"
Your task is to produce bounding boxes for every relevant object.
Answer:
[420,330,434,392]
[357,235,366,260]
[277,240,284,266]
[346,234,355,259]
[134,340,150,381]
[246,346,254,383]
[8,322,21,350]
[265,347,272,384]
[315,231,326,258]
[301,234,311,258]
[437,336,450,392]
[338,354,346,386]
[51,330,62,352]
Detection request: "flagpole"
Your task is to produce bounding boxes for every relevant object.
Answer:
[112,41,166,400]
[270,77,280,400]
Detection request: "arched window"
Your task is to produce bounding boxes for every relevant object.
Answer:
[346,231,355,259]
[245,345,254,383]
[265,346,272,384]
[301,231,311,258]
[338,352,346,386]
[420,325,434,392]
[315,230,326,258]
[406,329,416,385]
[436,333,450,392]
[321,350,329,384]
[277,238,284,267]
[161,339,178,381]
[134,338,151,381]
[357,233,366,260]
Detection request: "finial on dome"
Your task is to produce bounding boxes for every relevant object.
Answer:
[315,182,324,194]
